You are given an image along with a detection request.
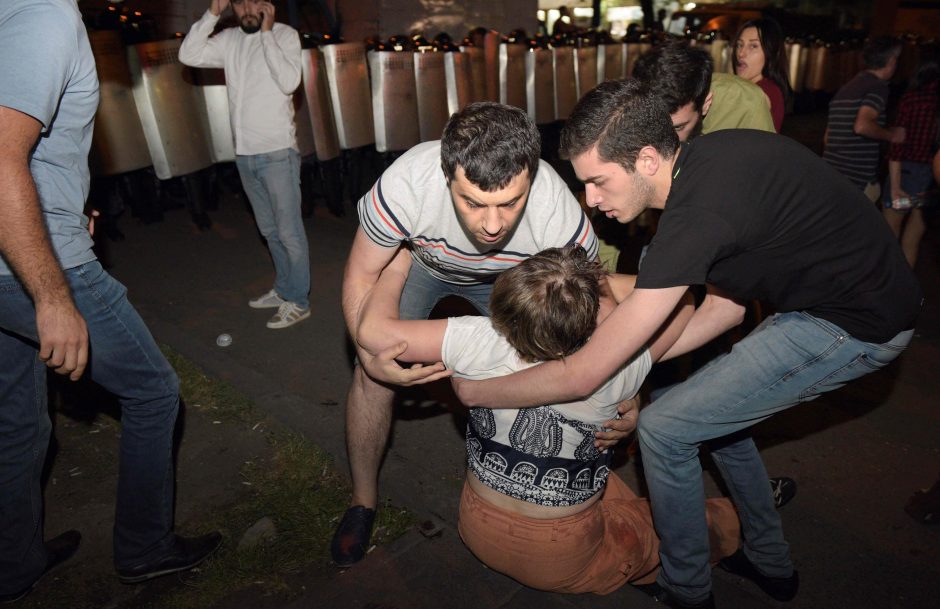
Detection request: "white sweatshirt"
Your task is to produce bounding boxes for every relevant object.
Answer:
[179,10,301,155]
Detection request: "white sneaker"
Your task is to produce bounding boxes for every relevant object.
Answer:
[249,289,285,309]
[266,301,310,329]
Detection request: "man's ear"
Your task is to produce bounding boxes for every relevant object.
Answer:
[636,145,661,177]
[700,90,715,117]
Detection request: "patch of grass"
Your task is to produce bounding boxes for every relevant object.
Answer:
[153,432,414,609]
[144,350,415,609]
[162,346,258,425]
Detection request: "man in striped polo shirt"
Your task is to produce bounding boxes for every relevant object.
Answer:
[332,102,600,566]
[824,36,906,202]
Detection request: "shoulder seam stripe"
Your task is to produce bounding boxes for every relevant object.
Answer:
[370,179,409,238]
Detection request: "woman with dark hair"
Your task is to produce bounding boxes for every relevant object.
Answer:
[732,18,790,132]
[882,53,940,268]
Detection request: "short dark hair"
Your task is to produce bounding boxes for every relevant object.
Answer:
[863,36,902,70]
[559,78,679,171]
[440,102,541,191]
[632,39,712,113]
[490,246,605,363]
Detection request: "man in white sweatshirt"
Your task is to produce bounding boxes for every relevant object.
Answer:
[180,0,311,329]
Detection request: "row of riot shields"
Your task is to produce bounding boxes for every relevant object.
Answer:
[784,40,864,94]
[88,28,654,183]
[318,35,645,155]
[91,31,317,180]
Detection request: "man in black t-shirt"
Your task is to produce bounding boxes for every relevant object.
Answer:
[450,79,922,608]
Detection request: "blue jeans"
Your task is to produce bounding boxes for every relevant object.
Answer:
[636,311,912,604]
[0,262,179,593]
[236,148,310,309]
[399,258,493,319]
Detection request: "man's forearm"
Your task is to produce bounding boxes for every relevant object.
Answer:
[178,10,222,68]
[456,287,684,409]
[341,274,377,343]
[659,290,745,361]
[355,264,409,355]
[854,115,896,142]
[0,159,73,308]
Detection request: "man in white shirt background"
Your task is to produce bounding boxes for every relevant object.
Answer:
[180,0,311,329]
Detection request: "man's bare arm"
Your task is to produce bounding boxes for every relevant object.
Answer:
[452,285,688,409]
[854,105,905,144]
[342,230,448,385]
[658,286,746,361]
[0,106,88,380]
[356,249,449,363]
[342,228,399,340]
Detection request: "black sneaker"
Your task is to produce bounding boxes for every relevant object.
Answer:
[719,549,799,602]
[0,530,81,604]
[330,506,376,567]
[770,477,797,508]
[116,532,222,584]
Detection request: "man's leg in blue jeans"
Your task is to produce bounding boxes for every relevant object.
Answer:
[637,312,912,604]
[65,262,180,567]
[0,326,50,595]
[237,150,310,308]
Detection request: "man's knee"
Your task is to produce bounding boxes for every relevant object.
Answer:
[637,401,697,451]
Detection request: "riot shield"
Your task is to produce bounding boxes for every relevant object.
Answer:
[301,47,341,161]
[127,39,213,179]
[526,47,555,125]
[322,42,374,149]
[88,30,152,177]
[499,42,527,110]
[369,49,420,153]
[414,50,449,141]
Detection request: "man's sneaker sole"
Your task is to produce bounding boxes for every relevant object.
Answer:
[266,308,310,329]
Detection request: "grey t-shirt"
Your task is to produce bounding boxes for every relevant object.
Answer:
[0,0,99,275]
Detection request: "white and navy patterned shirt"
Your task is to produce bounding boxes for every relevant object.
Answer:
[442,317,651,506]
[357,141,597,285]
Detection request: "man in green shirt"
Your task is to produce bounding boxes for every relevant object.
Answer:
[633,39,775,142]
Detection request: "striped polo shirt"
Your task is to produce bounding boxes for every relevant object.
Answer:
[358,141,597,285]
[823,71,890,188]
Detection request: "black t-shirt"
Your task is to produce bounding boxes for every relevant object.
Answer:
[636,130,922,343]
